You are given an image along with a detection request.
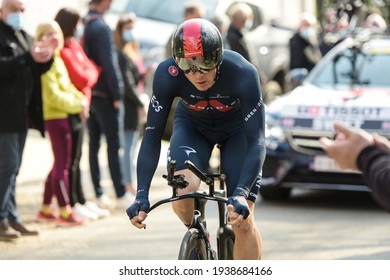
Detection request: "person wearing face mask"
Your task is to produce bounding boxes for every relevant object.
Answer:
[289,12,322,72]
[0,0,54,240]
[226,2,253,62]
[114,13,147,201]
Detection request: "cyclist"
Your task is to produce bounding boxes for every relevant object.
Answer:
[126,18,266,260]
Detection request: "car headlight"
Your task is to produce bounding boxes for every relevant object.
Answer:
[265,121,286,150]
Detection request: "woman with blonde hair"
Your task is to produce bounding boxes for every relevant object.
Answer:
[35,21,88,226]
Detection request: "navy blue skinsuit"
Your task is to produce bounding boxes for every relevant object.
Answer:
[137,50,266,202]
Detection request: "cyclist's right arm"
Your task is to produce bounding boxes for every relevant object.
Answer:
[126,60,178,226]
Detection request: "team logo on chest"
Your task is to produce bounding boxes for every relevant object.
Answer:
[186,100,236,112]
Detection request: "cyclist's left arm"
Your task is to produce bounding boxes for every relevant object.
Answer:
[230,64,266,203]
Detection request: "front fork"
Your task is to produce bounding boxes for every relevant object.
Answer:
[190,197,215,259]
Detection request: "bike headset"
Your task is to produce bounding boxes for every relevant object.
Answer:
[171,18,224,78]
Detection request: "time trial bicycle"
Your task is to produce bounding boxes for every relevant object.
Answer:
[147,157,235,260]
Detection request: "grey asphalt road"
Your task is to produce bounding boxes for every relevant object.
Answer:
[1,130,390,260]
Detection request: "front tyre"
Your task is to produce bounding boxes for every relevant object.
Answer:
[217,225,235,260]
[178,228,207,260]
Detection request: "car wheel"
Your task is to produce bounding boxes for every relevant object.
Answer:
[259,186,291,200]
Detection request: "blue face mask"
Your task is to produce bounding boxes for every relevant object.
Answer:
[74,25,84,40]
[6,12,24,31]
[122,29,135,42]
[299,27,315,41]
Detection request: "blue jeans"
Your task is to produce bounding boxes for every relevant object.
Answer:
[87,97,125,198]
[120,129,140,185]
[0,131,27,224]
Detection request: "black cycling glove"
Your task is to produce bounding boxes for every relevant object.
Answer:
[126,194,150,220]
[227,195,250,219]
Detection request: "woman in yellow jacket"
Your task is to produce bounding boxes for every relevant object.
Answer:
[35,21,88,226]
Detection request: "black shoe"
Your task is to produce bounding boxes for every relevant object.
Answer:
[9,222,39,236]
[0,222,20,240]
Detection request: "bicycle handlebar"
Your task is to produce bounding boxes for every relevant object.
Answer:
[148,159,227,213]
[148,190,227,213]
[185,160,212,185]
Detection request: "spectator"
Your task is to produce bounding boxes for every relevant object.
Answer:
[54,7,109,220]
[289,13,322,72]
[321,7,338,35]
[35,20,88,226]
[320,15,349,55]
[320,122,390,212]
[83,0,131,209]
[114,13,150,95]
[365,13,387,32]
[210,13,231,49]
[114,13,147,199]
[164,1,205,59]
[0,0,53,240]
[226,2,253,61]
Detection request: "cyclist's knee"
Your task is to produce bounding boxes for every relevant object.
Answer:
[175,169,200,195]
[172,199,194,226]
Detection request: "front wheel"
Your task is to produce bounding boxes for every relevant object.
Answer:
[217,225,235,260]
[178,228,208,260]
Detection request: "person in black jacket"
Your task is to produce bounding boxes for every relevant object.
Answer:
[113,13,147,200]
[320,122,390,212]
[289,13,322,72]
[83,0,131,209]
[226,2,253,61]
[0,0,53,240]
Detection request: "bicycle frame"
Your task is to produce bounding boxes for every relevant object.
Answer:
[147,159,235,260]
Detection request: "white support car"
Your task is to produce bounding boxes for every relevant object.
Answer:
[262,34,390,200]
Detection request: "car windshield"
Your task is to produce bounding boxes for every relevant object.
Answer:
[312,43,390,88]
[110,0,219,24]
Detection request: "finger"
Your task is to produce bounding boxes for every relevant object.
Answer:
[373,133,390,147]
[227,204,235,217]
[227,205,242,225]
[138,211,147,221]
[131,217,146,229]
[229,214,243,226]
[333,121,352,136]
[136,211,148,229]
[319,136,333,148]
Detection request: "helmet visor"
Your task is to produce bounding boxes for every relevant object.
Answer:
[174,56,219,73]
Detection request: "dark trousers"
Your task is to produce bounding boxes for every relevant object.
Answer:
[87,97,125,198]
[0,131,27,224]
[69,123,86,206]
